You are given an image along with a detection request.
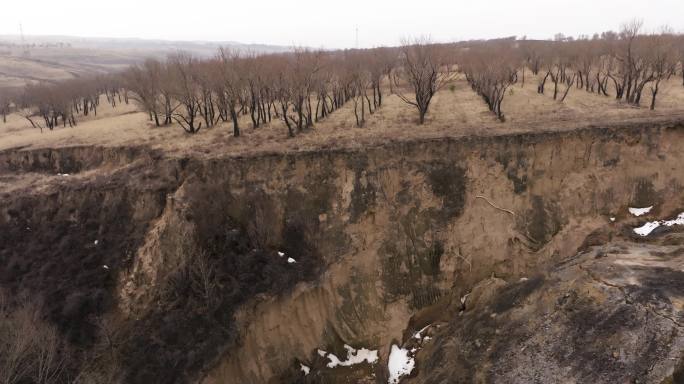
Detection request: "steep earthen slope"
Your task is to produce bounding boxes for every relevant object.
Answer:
[0,121,682,383]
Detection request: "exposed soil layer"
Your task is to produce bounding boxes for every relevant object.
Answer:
[0,120,683,383]
[409,231,684,384]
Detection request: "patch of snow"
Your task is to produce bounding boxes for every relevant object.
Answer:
[277,251,285,257]
[323,344,378,368]
[300,364,310,375]
[413,324,431,339]
[629,206,653,217]
[325,353,343,368]
[663,212,684,227]
[287,257,296,264]
[634,221,661,236]
[388,344,415,384]
[633,212,684,236]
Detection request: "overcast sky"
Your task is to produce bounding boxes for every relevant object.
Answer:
[3,0,683,48]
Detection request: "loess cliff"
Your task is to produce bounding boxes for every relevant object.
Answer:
[0,120,683,383]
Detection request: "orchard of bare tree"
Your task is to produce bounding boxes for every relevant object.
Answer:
[5,20,684,141]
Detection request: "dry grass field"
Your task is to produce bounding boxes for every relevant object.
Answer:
[2,71,683,158]
[0,49,145,90]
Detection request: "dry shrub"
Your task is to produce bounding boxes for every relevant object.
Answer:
[0,292,68,384]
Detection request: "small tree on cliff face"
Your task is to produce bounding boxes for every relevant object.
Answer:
[393,38,455,124]
[0,296,67,384]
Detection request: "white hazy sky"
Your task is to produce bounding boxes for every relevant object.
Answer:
[3,0,683,48]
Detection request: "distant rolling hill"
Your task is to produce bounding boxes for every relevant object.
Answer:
[0,35,291,90]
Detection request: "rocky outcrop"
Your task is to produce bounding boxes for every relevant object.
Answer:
[410,230,684,384]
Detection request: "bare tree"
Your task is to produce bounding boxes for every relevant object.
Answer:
[347,51,373,127]
[606,19,655,106]
[369,47,397,108]
[0,89,14,123]
[217,48,244,137]
[393,38,455,124]
[462,42,519,121]
[168,53,204,134]
[124,59,164,126]
[275,49,322,136]
[647,32,676,110]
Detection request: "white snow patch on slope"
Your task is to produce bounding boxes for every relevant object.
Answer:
[633,212,684,236]
[322,344,378,368]
[629,206,653,216]
[413,324,431,339]
[665,213,684,227]
[388,344,415,384]
[634,221,661,236]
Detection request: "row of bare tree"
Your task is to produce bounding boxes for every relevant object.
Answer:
[6,22,684,134]
[526,20,680,110]
[2,75,125,132]
[459,21,684,119]
[2,40,457,134]
[123,46,405,135]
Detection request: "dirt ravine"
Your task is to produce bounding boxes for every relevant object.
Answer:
[1,121,683,383]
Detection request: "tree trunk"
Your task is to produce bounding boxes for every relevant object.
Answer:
[230,106,240,137]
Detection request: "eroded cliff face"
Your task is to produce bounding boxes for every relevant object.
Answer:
[201,123,684,383]
[409,231,684,384]
[0,121,683,383]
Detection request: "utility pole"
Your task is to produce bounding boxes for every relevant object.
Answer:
[19,23,30,57]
